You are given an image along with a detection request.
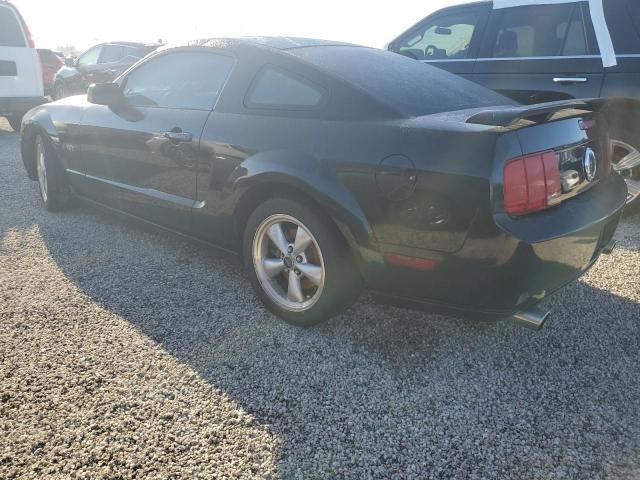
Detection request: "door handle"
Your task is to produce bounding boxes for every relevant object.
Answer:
[163,130,193,142]
[553,77,588,84]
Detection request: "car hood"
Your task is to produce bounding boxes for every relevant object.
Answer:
[23,95,89,131]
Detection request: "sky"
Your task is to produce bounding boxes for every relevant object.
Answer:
[12,0,464,52]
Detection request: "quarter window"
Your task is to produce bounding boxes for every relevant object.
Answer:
[122,51,234,110]
[246,67,323,109]
[492,4,588,58]
[395,10,482,60]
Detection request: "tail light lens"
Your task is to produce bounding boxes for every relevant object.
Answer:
[504,150,561,215]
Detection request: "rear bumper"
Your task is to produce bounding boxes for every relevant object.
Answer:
[366,174,628,320]
[0,96,48,116]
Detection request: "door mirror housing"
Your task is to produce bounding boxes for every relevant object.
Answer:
[87,83,124,106]
[64,57,76,67]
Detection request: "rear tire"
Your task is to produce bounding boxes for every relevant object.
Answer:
[7,115,22,132]
[34,134,69,211]
[243,197,361,326]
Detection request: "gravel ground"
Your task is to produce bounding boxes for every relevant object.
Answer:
[1,117,639,479]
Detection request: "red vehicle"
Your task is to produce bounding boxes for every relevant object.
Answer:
[37,48,63,95]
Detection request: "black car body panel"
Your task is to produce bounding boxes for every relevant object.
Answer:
[21,38,628,320]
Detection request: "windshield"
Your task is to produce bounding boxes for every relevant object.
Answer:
[289,46,515,117]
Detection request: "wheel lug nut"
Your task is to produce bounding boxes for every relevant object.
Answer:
[287,246,293,253]
[294,269,301,276]
[296,256,303,263]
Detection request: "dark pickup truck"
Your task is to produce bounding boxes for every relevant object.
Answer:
[387,0,640,205]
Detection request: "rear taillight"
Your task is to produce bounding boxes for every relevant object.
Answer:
[503,150,561,215]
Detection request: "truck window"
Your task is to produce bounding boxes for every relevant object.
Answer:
[492,4,587,58]
[395,10,482,61]
[0,5,26,48]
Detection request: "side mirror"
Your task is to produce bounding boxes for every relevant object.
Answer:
[87,83,124,106]
[64,57,75,67]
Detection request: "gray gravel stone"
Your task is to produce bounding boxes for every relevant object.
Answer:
[1,117,639,479]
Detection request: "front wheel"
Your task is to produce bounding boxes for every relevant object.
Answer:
[35,134,69,211]
[243,197,360,326]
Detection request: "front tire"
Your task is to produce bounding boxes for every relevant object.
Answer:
[35,134,69,211]
[243,197,360,326]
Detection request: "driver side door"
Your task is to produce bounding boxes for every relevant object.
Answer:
[388,5,490,77]
[77,50,235,233]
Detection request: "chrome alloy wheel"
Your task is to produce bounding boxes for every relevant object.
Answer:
[36,138,48,204]
[611,139,640,203]
[252,214,325,312]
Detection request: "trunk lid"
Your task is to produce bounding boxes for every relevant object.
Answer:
[466,99,612,212]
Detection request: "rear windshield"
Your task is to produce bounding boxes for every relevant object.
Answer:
[289,46,514,117]
[38,49,59,65]
[0,5,26,48]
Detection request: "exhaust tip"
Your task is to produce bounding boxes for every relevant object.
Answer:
[510,307,551,331]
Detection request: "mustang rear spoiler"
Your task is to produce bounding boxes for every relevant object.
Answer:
[466,99,607,127]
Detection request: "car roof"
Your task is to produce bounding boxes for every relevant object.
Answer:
[104,42,160,48]
[191,36,361,51]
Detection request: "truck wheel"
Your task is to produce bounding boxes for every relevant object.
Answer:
[610,129,640,209]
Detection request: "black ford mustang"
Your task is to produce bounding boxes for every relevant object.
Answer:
[20,38,628,328]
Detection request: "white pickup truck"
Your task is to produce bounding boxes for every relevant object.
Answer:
[0,0,46,131]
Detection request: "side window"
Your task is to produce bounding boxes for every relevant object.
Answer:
[246,67,324,110]
[0,6,26,47]
[99,45,125,64]
[38,50,57,66]
[492,4,587,58]
[122,51,234,110]
[78,47,102,67]
[627,1,640,34]
[612,0,640,54]
[395,10,482,60]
